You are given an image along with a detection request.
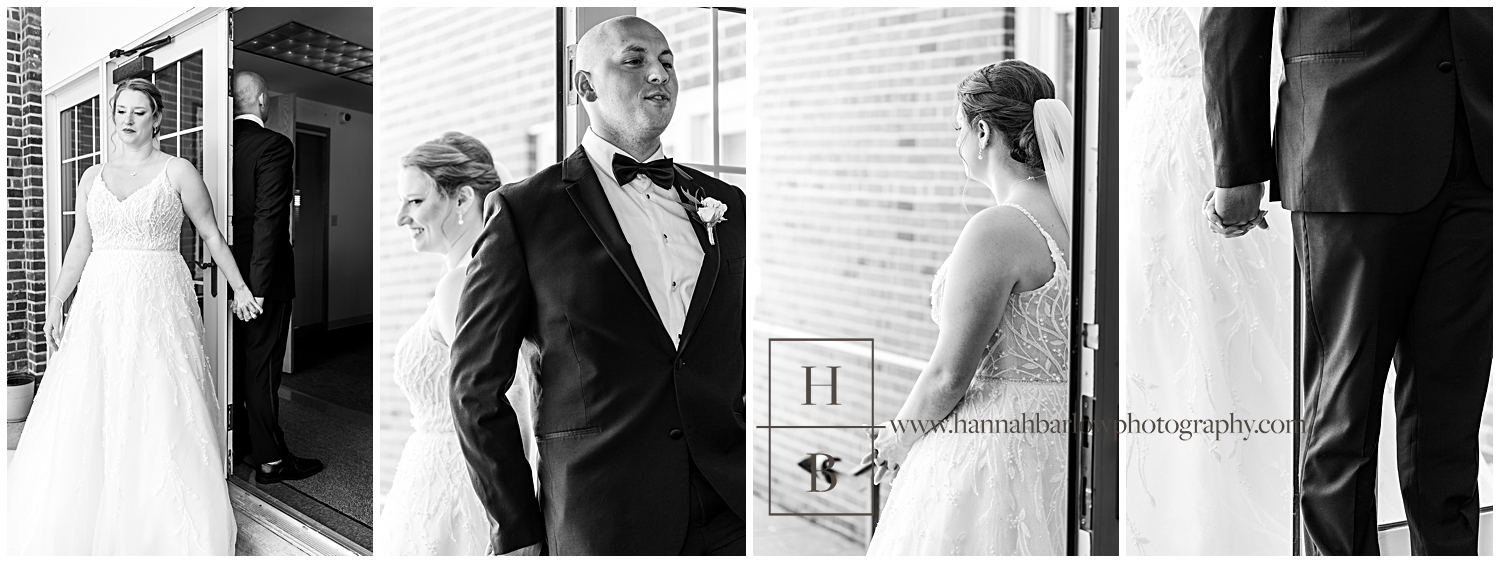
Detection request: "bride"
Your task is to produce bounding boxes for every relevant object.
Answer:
[377,132,536,555]
[864,60,1073,556]
[8,79,257,555]
[1121,6,1293,555]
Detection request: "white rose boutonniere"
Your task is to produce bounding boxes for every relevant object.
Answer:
[695,197,729,245]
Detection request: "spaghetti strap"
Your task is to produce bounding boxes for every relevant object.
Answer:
[999,202,1067,270]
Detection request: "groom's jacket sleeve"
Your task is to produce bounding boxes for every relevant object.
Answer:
[1201,8,1277,189]
[250,134,294,295]
[450,189,546,554]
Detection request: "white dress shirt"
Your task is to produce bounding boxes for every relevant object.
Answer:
[234,113,265,127]
[581,128,704,348]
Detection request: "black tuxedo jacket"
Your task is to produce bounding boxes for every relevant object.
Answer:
[1202,7,1492,212]
[231,119,296,301]
[450,147,746,555]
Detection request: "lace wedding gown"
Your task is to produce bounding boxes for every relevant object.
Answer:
[7,166,236,555]
[378,304,535,555]
[867,203,1070,556]
[1122,6,1294,555]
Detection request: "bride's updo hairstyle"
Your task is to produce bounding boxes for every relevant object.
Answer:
[401,132,503,202]
[436,131,495,168]
[109,78,166,138]
[957,60,1055,172]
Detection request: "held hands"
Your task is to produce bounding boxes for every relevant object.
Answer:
[232,285,264,322]
[1203,184,1270,238]
[860,423,915,486]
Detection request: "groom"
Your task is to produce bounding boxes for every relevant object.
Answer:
[1202,8,1491,555]
[230,72,322,484]
[450,16,746,556]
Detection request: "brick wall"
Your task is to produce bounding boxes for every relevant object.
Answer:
[750,7,1023,543]
[6,7,44,381]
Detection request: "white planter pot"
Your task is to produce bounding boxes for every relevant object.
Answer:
[8,376,35,423]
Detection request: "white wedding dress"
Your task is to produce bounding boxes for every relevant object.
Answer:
[378,303,536,555]
[867,203,1070,556]
[1122,6,1294,555]
[7,166,236,555]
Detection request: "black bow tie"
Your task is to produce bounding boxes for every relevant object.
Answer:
[612,153,675,187]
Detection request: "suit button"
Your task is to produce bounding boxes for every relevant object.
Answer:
[669,429,684,440]
[1439,61,1454,73]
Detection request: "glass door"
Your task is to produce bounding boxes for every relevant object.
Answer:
[105,10,236,474]
[43,69,104,327]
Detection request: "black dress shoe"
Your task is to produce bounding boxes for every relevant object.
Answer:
[255,454,324,485]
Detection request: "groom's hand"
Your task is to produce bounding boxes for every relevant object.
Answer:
[1214,183,1264,224]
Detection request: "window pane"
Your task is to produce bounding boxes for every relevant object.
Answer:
[717,9,747,169]
[178,130,202,171]
[61,106,77,159]
[721,131,745,168]
[61,160,80,213]
[79,97,97,156]
[154,60,180,136]
[181,52,204,129]
[159,135,178,160]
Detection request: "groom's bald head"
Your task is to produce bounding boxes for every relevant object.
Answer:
[573,16,676,154]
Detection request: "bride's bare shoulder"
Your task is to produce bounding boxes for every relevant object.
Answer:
[961,204,1041,251]
[949,205,1043,277]
[161,155,199,188]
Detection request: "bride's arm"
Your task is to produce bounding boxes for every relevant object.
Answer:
[50,165,99,303]
[174,157,257,315]
[870,207,1031,472]
[44,165,100,347]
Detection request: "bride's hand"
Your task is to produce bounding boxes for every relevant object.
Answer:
[43,297,66,349]
[863,423,914,485]
[232,285,262,321]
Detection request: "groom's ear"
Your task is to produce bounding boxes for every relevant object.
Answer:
[575,70,598,103]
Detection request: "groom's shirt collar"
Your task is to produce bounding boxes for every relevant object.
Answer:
[234,113,265,128]
[581,127,667,187]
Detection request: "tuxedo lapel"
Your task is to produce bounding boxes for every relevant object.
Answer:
[562,147,659,326]
[674,165,721,354]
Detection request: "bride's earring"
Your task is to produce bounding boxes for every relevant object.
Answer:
[977,142,985,160]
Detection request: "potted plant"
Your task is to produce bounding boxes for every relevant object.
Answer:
[8,372,36,423]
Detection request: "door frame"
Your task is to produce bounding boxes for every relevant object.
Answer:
[1067,6,1120,556]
